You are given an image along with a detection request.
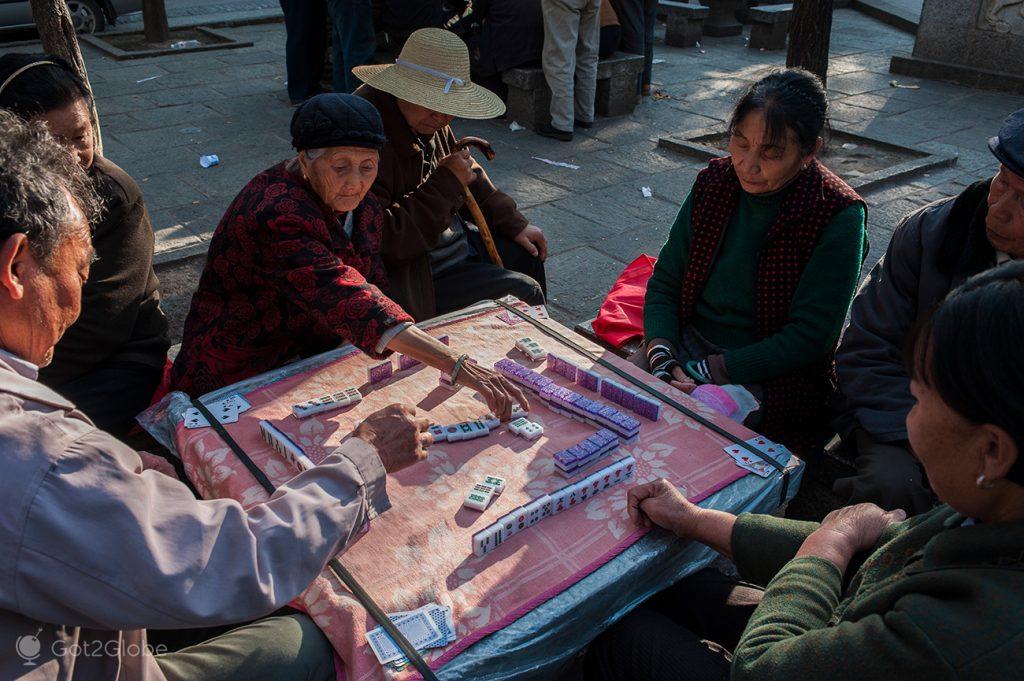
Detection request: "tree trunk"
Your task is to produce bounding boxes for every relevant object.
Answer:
[786,0,835,87]
[143,0,170,44]
[28,0,102,156]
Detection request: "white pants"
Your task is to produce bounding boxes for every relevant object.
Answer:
[541,0,602,131]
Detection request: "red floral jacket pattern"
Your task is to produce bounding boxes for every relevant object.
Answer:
[170,161,413,397]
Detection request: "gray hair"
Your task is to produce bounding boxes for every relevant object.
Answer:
[0,110,101,267]
[304,147,327,161]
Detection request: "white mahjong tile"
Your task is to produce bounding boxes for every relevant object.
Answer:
[483,475,506,494]
[472,529,493,556]
[463,485,493,511]
[499,512,518,541]
[508,417,530,435]
[538,494,554,519]
[523,498,544,526]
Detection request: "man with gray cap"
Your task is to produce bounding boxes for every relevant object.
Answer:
[832,108,1024,515]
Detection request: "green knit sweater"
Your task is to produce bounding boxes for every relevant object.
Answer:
[729,506,1024,680]
[643,185,866,384]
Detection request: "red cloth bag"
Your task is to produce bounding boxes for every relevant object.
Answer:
[592,254,657,349]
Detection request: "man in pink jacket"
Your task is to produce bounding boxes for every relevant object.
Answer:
[0,111,430,679]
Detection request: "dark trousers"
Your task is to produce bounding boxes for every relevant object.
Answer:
[54,359,163,439]
[279,0,329,102]
[326,0,377,93]
[584,568,763,681]
[432,231,547,316]
[598,25,621,59]
[833,428,936,516]
[608,0,657,86]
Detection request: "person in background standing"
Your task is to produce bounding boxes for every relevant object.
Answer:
[538,0,602,141]
[599,0,622,59]
[279,0,329,105]
[328,0,377,93]
[609,0,657,97]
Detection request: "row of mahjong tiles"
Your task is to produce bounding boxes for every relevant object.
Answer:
[494,358,646,441]
[472,455,636,556]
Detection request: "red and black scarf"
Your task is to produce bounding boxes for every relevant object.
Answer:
[681,157,864,450]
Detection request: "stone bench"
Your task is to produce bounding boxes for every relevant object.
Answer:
[748,3,792,50]
[660,1,710,48]
[502,52,645,131]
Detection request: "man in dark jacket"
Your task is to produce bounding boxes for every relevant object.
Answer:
[353,28,547,321]
[832,108,1024,515]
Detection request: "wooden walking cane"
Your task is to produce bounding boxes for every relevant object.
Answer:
[453,136,504,268]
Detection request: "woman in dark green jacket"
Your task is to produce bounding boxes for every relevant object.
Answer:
[639,69,866,449]
[587,263,1024,681]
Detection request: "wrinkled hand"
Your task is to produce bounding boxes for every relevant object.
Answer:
[817,503,907,555]
[439,148,475,185]
[627,478,702,537]
[513,224,548,261]
[670,365,697,393]
[352,404,431,473]
[798,503,906,570]
[456,361,530,421]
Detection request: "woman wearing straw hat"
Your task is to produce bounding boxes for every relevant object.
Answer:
[354,28,549,322]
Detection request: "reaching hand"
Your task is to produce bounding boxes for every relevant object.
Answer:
[513,224,548,261]
[351,404,432,473]
[456,361,530,421]
[627,478,702,537]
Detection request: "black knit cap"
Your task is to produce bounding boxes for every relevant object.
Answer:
[290,93,386,151]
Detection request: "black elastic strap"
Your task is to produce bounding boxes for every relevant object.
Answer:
[190,399,440,681]
[494,301,791,505]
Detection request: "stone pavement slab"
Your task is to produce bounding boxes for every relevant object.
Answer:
[3,8,1020,331]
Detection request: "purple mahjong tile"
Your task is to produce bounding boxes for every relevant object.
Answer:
[554,450,577,468]
[560,363,578,382]
[577,369,602,392]
[600,381,615,399]
[398,354,421,371]
[368,361,393,384]
[534,375,554,389]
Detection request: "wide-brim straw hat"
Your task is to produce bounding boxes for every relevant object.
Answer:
[353,28,505,120]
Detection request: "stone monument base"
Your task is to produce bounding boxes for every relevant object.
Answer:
[890,53,1024,95]
[891,0,1024,96]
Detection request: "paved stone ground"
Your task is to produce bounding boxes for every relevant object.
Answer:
[4,8,1021,339]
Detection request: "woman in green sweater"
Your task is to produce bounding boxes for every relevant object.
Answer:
[587,263,1024,681]
[639,69,866,448]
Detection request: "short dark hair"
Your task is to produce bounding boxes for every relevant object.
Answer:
[907,262,1024,484]
[0,111,100,266]
[0,53,91,120]
[727,68,828,155]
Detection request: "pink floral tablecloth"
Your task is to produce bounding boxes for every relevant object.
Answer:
[167,304,755,680]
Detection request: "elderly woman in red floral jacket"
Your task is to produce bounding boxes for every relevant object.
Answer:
[171,94,527,418]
